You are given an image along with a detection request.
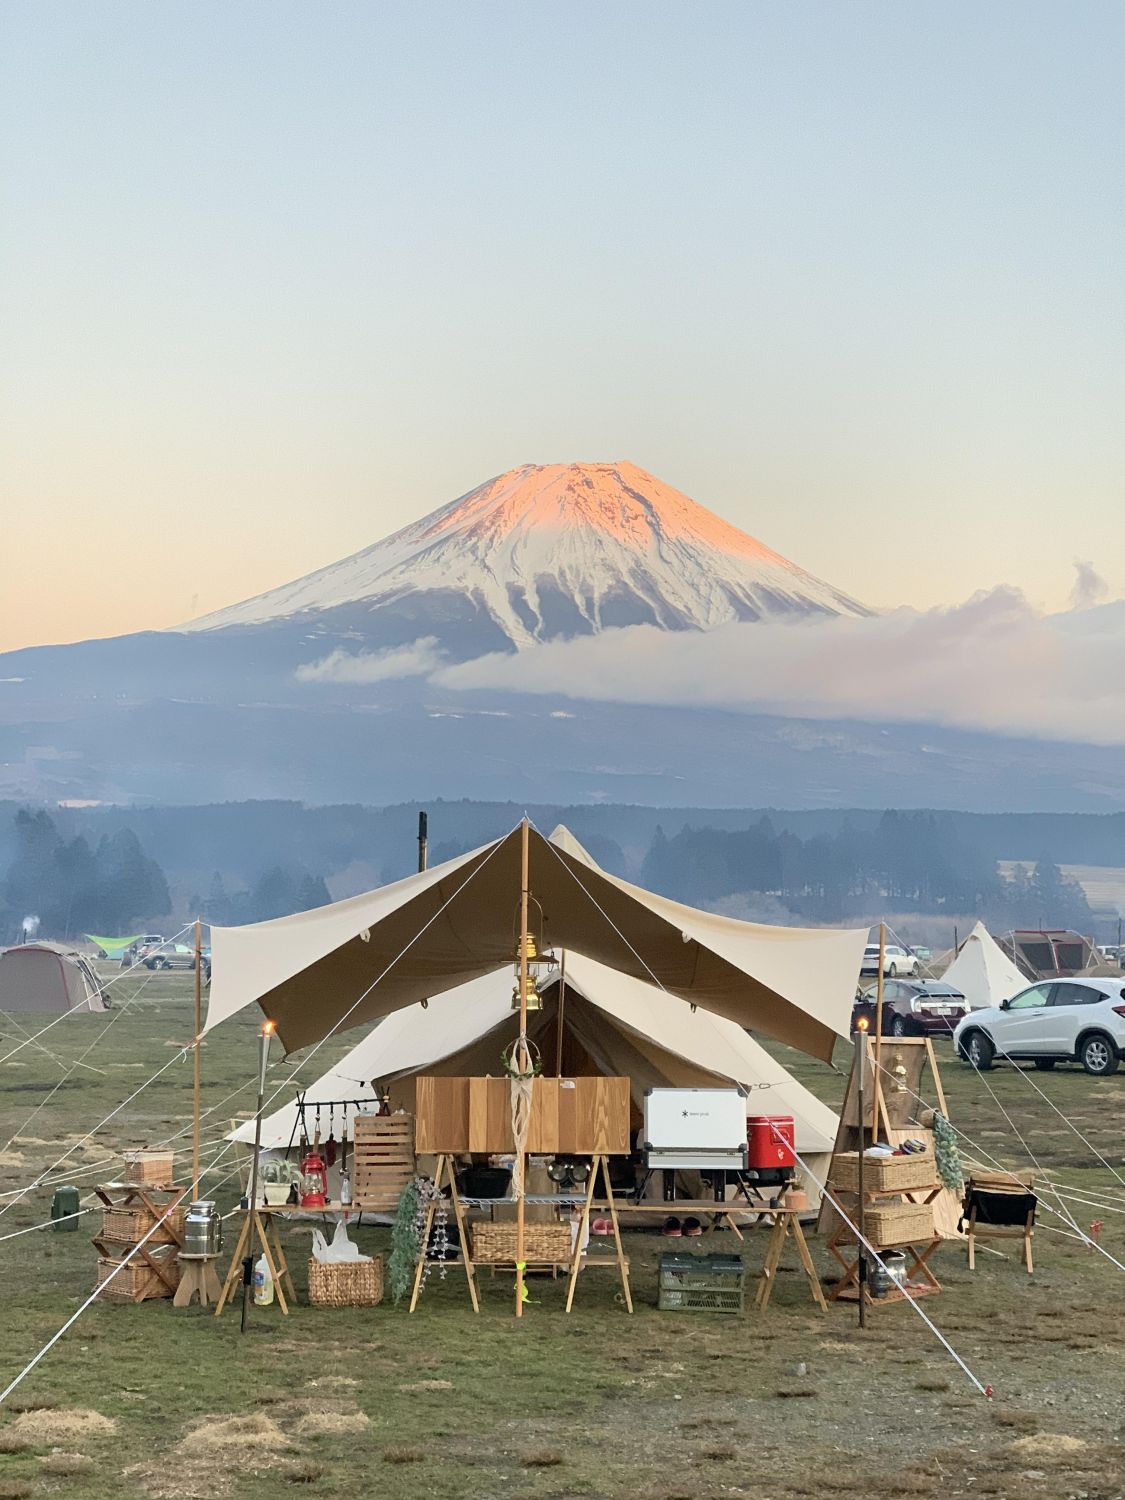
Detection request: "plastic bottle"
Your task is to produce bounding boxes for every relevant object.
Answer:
[253,1253,274,1306]
[339,1170,352,1207]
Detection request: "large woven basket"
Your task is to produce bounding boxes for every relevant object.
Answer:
[96,1248,180,1302]
[843,1201,935,1249]
[307,1255,384,1308]
[101,1204,184,1246]
[472,1220,572,1264]
[829,1151,937,1195]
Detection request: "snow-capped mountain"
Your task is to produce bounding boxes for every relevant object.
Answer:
[185,462,868,648]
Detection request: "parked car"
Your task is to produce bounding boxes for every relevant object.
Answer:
[852,980,969,1037]
[143,945,211,981]
[122,934,164,966]
[953,978,1125,1076]
[859,943,919,978]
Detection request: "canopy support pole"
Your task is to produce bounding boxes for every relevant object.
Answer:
[874,921,886,1136]
[192,919,202,1202]
[554,950,567,1077]
[515,816,530,1319]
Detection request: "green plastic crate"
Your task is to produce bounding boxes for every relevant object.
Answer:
[658,1252,744,1314]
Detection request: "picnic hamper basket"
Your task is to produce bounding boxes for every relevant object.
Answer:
[96,1247,180,1302]
[122,1149,175,1188]
[100,1202,185,1246]
[829,1150,936,1195]
[843,1201,935,1249]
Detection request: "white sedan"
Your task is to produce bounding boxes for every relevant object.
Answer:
[859,943,919,978]
[953,977,1125,1076]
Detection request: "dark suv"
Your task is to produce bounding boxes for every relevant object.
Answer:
[852,979,970,1037]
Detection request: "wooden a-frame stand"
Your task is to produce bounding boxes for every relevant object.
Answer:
[566,1154,633,1313]
[821,1035,953,1308]
[214,1207,297,1316]
[409,1153,479,1313]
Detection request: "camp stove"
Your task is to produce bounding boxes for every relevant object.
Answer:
[642,1088,748,1173]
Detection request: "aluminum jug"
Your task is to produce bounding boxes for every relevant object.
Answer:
[183,1199,223,1258]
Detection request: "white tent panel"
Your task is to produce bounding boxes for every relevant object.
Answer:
[943,921,1026,1010]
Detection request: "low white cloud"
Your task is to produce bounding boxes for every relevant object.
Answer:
[1070,560,1109,610]
[433,589,1125,746]
[297,636,444,684]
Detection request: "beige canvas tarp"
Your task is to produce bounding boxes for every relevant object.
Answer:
[206,824,867,1062]
[231,952,839,1184]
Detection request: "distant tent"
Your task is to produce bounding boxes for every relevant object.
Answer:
[85,934,143,960]
[231,951,839,1189]
[943,922,1026,1010]
[0,944,107,1014]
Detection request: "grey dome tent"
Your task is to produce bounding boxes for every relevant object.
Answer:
[0,943,107,1014]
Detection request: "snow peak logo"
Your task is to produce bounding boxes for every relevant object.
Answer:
[681,1109,709,1118]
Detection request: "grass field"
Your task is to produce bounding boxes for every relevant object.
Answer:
[1,969,1123,1500]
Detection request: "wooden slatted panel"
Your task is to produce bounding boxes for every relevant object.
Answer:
[415,1078,470,1154]
[351,1114,415,1210]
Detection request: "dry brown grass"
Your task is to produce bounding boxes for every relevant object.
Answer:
[0,1480,33,1500]
[382,1444,425,1463]
[521,1447,564,1467]
[1008,1432,1087,1458]
[38,1451,95,1475]
[10,1406,116,1443]
[398,1378,453,1391]
[293,1410,369,1437]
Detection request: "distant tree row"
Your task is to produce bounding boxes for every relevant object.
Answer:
[639,811,1096,928]
[192,868,332,927]
[1,809,171,941]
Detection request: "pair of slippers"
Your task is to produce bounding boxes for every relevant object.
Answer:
[662,1216,702,1237]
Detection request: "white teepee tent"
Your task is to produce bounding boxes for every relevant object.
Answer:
[942,921,1026,1010]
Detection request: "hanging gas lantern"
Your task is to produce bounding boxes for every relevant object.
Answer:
[509,913,556,1013]
[299,1142,328,1208]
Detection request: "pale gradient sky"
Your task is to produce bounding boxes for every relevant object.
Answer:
[2,2,1123,653]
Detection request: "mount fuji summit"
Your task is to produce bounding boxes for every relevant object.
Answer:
[184,461,869,653]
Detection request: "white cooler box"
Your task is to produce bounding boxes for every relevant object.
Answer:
[642,1087,749,1172]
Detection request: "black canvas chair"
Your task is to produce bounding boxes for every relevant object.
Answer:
[960,1171,1036,1273]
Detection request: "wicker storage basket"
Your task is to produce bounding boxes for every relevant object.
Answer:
[472,1220,572,1264]
[843,1201,935,1249]
[96,1248,180,1302]
[101,1204,185,1246]
[307,1255,384,1308]
[122,1149,175,1188]
[829,1151,937,1195]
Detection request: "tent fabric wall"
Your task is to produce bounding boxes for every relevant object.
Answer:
[943,922,1027,1010]
[206,824,867,1062]
[232,953,839,1170]
[0,945,106,1014]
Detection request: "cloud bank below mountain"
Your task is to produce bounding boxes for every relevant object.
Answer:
[434,585,1125,746]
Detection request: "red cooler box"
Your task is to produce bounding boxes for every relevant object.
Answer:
[746,1115,795,1179]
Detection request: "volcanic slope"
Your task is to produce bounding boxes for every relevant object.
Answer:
[185,461,869,648]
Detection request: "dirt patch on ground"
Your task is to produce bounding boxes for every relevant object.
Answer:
[10,1407,116,1443]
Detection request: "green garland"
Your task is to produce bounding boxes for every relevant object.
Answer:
[388,1179,422,1305]
[932,1111,964,1192]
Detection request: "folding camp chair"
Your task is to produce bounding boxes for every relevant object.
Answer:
[960,1170,1036,1273]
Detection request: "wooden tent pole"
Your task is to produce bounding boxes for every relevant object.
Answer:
[554,950,567,1077]
[515,816,530,1318]
[874,921,886,1137]
[192,918,202,1202]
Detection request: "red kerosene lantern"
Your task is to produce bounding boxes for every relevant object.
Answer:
[299,1143,328,1208]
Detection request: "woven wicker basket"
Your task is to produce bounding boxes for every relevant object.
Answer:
[307,1255,384,1308]
[122,1149,175,1188]
[96,1248,180,1302]
[101,1204,185,1246]
[829,1151,937,1194]
[844,1201,935,1249]
[472,1220,572,1264]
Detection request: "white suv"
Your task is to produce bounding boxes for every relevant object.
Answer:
[953,978,1125,1076]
